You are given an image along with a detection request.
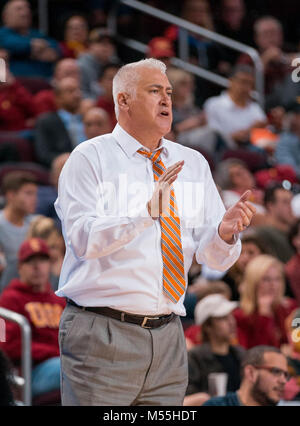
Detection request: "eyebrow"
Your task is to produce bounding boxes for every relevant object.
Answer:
[147,84,173,91]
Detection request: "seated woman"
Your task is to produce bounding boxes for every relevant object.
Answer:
[234,254,298,349]
[60,15,89,59]
[222,231,270,301]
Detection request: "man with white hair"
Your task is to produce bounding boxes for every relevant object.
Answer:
[55,58,256,406]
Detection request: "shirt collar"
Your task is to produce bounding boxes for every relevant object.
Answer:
[58,109,80,120]
[112,123,169,159]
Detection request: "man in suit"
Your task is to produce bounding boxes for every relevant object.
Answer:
[34,77,85,168]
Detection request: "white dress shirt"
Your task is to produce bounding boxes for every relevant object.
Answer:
[55,123,241,316]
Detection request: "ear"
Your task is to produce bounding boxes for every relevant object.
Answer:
[117,92,130,113]
[245,365,258,384]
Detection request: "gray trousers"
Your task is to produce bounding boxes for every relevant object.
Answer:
[59,303,188,406]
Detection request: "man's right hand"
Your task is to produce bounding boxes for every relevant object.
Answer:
[147,161,184,219]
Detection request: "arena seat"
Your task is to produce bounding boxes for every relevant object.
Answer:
[17,77,52,95]
[0,134,35,163]
[221,149,268,172]
[0,162,50,187]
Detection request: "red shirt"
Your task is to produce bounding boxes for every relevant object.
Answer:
[0,80,36,130]
[234,298,297,349]
[96,96,117,130]
[0,279,66,366]
[33,89,56,116]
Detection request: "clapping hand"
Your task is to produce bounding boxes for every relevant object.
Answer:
[218,190,256,244]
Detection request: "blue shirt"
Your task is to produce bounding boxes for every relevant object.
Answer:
[57,109,86,147]
[203,392,241,406]
[0,27,61,78]
[275,131,300,178]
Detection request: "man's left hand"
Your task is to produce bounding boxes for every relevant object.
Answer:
[218,190,256,244]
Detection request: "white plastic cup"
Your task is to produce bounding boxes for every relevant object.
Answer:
[208,372,228,397]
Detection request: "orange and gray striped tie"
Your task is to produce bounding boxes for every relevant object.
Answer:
[138,148,186,303]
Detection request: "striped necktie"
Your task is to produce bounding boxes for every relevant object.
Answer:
[138,148,186,303]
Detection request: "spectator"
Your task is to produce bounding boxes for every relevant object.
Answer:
[147,37,175,68]
[60,15,89,59]
[238,16,297,95]
[33,58,81,116]
[0,238,65,398]
[0,50,36,131]
[36,153,70,225]
[83,107,111,139]
[204,65,267,149]
[222,232,270,301]
[96,62,121,130]
[77,28,118,100]
[214,158,266,215]
[255,183,296,263]
[285,219,300,305]
[184,294,244,406]
[204,346,289,406]
[0,350,15,406]
[275,101,300,179]
[0,172,37,292]
[166,67,221,156]
[234,255,297,349]
[27,216,65,292]
[34,77,85,168]
[0,0,60,79]
[184,280,232,348]
[165,0,217,69]
[215,0,253,70]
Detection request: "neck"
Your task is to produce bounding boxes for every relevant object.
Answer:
[237,384,261,407]
[4,205,25,226]
[119,120,162,151]
[265,215,290,233]
[228,91,248,108]
[209,339,230,355]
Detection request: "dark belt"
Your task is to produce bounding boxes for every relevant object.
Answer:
[67,298,176,329]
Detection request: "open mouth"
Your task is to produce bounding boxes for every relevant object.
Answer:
[159,111,169,117]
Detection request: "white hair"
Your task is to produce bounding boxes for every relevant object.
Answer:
[112,58,167,119]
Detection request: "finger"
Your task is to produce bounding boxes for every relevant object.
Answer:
[244,201,257,215]
[160,163,184,182]
[239,209,251,227]
[237,203,255,220]
[238,190,252,203]
[160,161,184,179]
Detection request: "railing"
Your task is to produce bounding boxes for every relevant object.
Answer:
[0,308,32,406]
[108,0,265,107]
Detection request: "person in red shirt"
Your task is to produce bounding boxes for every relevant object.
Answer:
[0,49,36,131]
[234,254,298,349]
[0,238,66,398]
[33,58,80,116]
[96,62,121,131]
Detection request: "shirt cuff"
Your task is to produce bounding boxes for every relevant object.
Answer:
[215,225,240,249]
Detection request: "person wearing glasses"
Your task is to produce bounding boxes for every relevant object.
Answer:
[203,345,290,406]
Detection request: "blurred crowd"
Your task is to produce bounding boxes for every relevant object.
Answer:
[0,0,299,406]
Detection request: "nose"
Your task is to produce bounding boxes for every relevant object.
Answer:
[160,91,171,106]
